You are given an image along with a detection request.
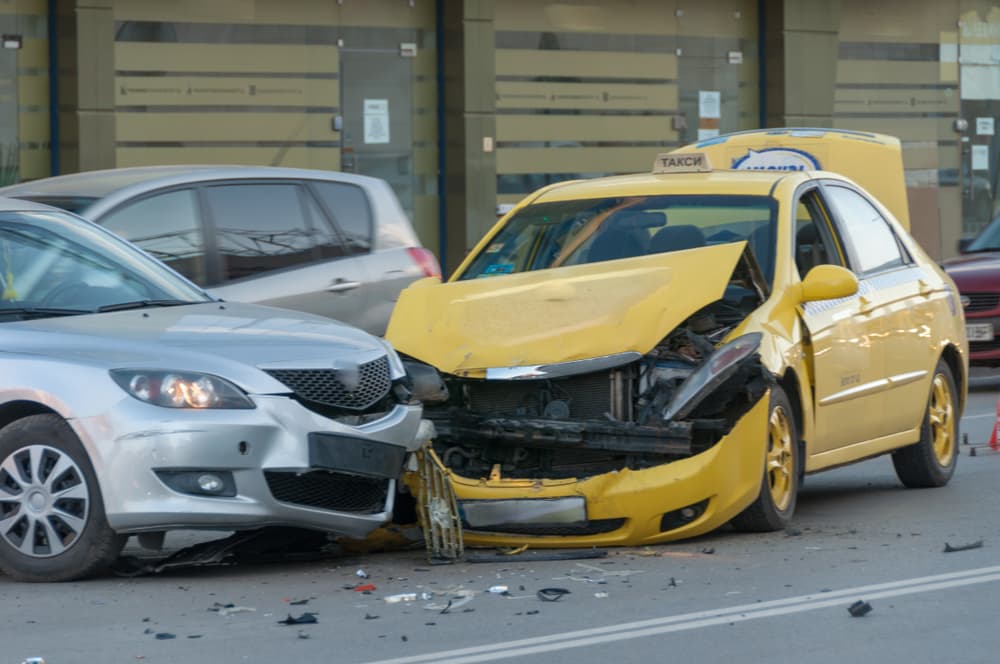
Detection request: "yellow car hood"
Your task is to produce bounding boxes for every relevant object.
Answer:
[386,242,745,375]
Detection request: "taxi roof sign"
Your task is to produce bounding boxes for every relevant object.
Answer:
[653,152,712,174]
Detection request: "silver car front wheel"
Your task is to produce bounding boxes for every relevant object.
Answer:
[0,414,125,581]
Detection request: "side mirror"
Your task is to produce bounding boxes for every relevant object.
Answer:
[800,264,859,302]
[958,237,973,254]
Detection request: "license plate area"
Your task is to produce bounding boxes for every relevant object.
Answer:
[967,322,994,342]
[307,433,406,479]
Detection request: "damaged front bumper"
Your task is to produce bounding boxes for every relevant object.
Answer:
[413,392,770,549]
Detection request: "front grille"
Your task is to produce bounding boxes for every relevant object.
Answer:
[964,292,1000,313]
[466,372,612,420]
[264,356,391,411]
[264,470,389,513]
[463,517,626,536]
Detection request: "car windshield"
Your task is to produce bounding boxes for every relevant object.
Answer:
[966,214,1000,252]
[457,194,777,284]
[0,209,209,318]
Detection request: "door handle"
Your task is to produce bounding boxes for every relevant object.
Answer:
[327,279,361,293]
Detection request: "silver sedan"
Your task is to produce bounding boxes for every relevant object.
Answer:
[0,199,431,582]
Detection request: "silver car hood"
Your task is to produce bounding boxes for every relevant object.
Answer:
[0,302,395,392]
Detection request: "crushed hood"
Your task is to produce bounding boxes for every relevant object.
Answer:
[386,243,745,375]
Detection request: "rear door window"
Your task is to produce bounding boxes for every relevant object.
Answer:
[99,188,208,285]
[308,181,373,253]
[203,182,325,281]
[823,185,908,275]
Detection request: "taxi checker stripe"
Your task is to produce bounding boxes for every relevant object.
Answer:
[364,565,1000,664]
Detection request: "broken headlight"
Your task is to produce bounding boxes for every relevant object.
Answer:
[660,332,763,421]
[110,369,255,409]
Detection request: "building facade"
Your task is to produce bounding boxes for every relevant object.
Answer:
[1,0,998,272]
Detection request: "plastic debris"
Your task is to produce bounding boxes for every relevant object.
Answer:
[288,598,310,606]
[701,547,716,554]
[218,606,256,616]
[297,630,310,640]
[154,633,176,640]
[487,585,509,594]
[847,600,872,617]
[537,588,571,602]
[356,569,370,579]
[384,593,418,603]
[365,614,380,620]
[594,592,609,599]
[278,613,319,625]
[187,635,202,639]
[467,549,607,564]
[943,540,984,553]
[22,657,45,664]
[354,584,377,593]
[425,589,476,612]
[420,592,435,600]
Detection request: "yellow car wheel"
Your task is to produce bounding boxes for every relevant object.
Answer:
[731,385,799,532]
[892,360,958,488]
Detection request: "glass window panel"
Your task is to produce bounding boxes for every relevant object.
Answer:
[309,181,373,253]
[824,185,906,274]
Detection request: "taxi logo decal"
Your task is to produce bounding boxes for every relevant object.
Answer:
[732,147,821,171]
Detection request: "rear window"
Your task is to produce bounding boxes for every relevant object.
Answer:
[13,195,98,215]
[457,195,777,283]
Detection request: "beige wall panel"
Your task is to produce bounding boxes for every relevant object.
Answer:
[114,0,256,23]
[676,0,757,38]
[498,147,657,174]
[497,49,678,80]
[114,76,337,108]
[837,60,944,85]
[17,75,47,106]
[339,1,434,28]
[18,111,47,139]
[497,81,677,111]
[832,117,953,142]
[834,88,959,113]
[495,0,678,35]
[115,44,340,75]
[14,0,46,14]
[18,149,49,180]
[415,50,437,77]
[412,194,439,252]
[838,0,953,42]
[115,113,338,142]
[900,145,945,170]
[414,147,437,176]
[908,186,942,259]
[497,114,675,142]
[414,113,436,143]
[414,79,436,111]
[115,146,340,169]
[938,186,962,259]
[18,40,47,69]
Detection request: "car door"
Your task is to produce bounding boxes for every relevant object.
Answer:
[822,182,933,437]
[199,180,372,327]
[97,187,210,286]
[794,187,888,454]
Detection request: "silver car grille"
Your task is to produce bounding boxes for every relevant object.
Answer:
[264,356,392,411]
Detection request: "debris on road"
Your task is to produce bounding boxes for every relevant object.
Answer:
[154,633,176,640]
[594,592,609,599]
[208,602,255,616]
[487,585,509,595]
[943,540,984,553]
[278,613,319,625]
[424,589,476,612]
[356,569,370,579]
[384,593,418,603]
[297,630,310,640]
[537,588,571,602]
[847,600,872,617]
[354,584,377,593]
[466,549,608,563]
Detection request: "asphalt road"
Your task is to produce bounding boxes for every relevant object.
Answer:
[3,373,1000,664]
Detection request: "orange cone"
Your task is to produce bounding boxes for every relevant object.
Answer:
[990,398,1000,451]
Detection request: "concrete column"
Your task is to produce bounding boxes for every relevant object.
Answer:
[56,0,115,173]
[441,0,496,275]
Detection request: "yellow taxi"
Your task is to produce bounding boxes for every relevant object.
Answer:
[387,128,968,548]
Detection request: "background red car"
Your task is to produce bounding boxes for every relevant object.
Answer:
[943,218,1000,365]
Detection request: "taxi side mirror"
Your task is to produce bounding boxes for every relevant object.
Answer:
[800,264,859,302]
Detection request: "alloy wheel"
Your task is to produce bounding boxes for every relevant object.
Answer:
[928,373,955,467]
[766,405,794,512]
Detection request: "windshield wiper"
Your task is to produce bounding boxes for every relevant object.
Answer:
[0,306,93,319]
[96,299,199,313]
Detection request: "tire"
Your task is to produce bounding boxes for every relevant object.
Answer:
[0,414,126,582]
[892,360,959,488]
[731,385,799,532]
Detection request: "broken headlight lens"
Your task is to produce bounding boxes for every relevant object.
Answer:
[660,332,763,421]
[110,369,255,409]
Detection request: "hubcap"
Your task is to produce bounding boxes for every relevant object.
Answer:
[928,373,955,467]
[766,405,795,512]
[0,445,90,558]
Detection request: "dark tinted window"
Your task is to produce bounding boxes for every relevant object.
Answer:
[309,181,372,252]
[824,185,907,274]
[204,183,318,281]
[99,189,207,284]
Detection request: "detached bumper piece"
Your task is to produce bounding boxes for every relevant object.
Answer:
[415,446,463,563]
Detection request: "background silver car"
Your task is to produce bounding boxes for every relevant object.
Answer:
[0,166,440,335]
[0,199,431,582]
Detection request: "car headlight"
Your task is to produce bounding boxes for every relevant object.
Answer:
[660,332,763,422]
[110,369,255,409]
